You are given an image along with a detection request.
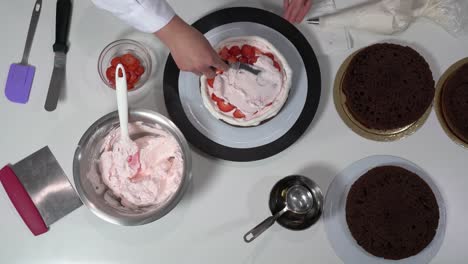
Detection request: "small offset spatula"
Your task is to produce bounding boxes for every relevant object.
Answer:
[4,0,42,104]
[44,0,72,112]
[231,61,261,75]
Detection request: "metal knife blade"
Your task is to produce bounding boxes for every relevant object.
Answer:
[306,18,320,24]
[231,62,261,75]
[44,52,66,112]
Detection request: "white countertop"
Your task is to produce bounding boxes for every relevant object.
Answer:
[1,0,467,263]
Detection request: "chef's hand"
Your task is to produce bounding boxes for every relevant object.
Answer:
[155,16,228,78]
[283,0,312,23]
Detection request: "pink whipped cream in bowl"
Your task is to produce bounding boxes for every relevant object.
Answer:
[73,109,192,226]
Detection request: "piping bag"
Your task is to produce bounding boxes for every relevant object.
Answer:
[308,0,468,36]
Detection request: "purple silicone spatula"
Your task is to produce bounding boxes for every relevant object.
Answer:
[4,0,42,104]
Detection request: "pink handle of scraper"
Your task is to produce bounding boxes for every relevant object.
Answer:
[0,165,48,236]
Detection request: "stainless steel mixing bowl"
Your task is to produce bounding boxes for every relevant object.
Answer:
[73,109,192,226]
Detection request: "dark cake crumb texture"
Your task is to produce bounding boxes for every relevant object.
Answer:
[346,166,439,260]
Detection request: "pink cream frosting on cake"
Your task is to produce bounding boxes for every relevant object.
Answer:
[201,36,292,126]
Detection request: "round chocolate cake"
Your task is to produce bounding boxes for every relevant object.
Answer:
[346,166,439,260]
[342,44,435,131]
[441,63,468,143]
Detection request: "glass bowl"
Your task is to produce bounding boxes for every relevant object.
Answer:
[98,39,152,92]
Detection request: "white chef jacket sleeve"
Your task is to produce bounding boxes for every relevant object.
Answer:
[92,0,175,33]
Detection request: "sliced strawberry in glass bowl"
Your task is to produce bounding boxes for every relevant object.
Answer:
[110,57,122,67]
[135,65,145,75]
[98,39,152,92]
[121,53,140,67]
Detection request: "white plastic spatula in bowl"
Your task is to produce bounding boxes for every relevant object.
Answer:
[114,64,141,178]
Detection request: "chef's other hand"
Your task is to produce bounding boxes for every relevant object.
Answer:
[283,0,312,23]
[155,16,228,78]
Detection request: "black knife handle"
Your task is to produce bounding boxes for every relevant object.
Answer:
[53,0,72,53]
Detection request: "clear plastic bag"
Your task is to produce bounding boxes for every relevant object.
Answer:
[414,0,468,37]
[319,0,416,34]
[319,0,468,36]
[308,0,337,17]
